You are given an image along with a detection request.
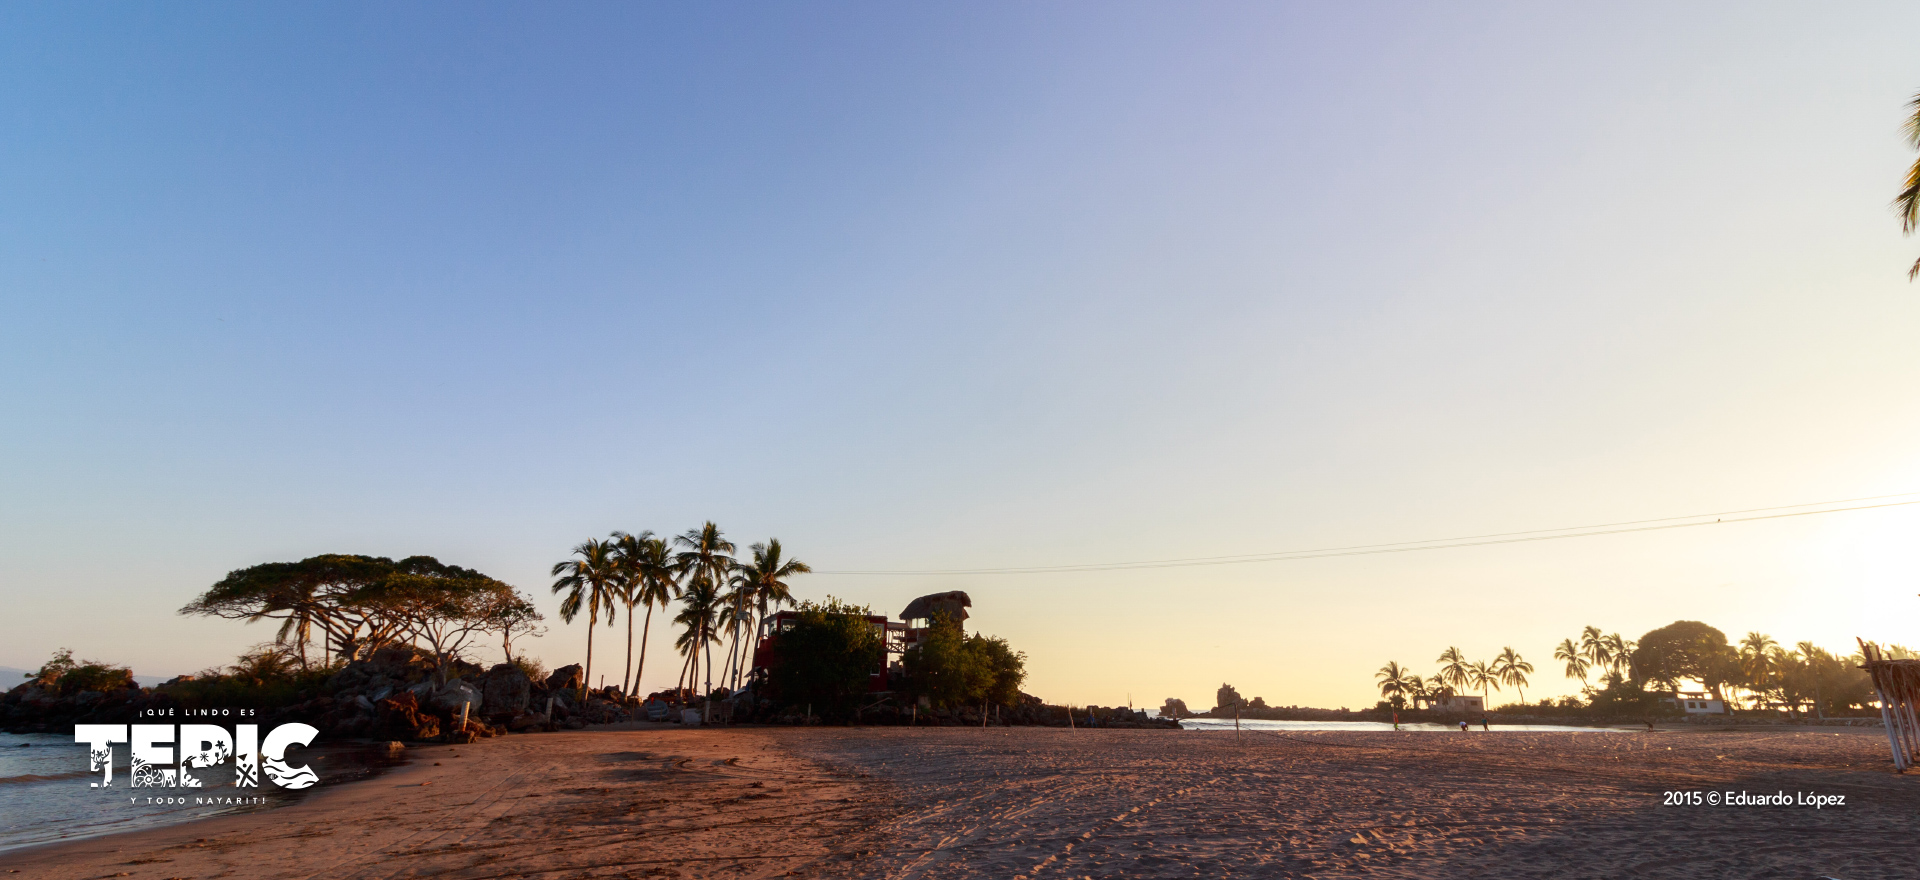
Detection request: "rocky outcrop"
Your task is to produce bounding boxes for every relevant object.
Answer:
[2,645,643,741]
[375,691,442,741]
[0,680,144,732]
[544,664,583,693]
[431,679,483,716]
[481,664,531,718]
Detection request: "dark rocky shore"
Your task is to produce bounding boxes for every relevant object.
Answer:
[1,646,622,744]
[3,647,1177,741]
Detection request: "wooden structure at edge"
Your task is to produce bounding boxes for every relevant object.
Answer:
[1859,639,1920,771]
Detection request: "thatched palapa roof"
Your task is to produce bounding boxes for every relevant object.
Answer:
[900,591,971,624]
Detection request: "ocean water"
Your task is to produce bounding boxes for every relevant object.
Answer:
[1178,718,1626,733]
[0,731,403,853]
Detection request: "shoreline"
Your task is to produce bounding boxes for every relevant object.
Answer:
[0,724,893,880]
[0,737,411,856]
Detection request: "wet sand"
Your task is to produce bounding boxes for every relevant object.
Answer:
[0,724,892,880]
[3,724,1913,879]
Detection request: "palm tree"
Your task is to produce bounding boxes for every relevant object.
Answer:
[673,577,722,702]
[1466,660,1500,706]
[1601,633,1635,679]
[1796,641,1829,721]
[1553,638,1588,687]
[613,532,677,699]
[1493,647,1533,705]
[1376,661,1412,707]
[551,538,621,701]
[1738,632,1778,710]
[1406,675,1438,710]
[726,539,810,690]
[1900,90,1920,279]
[608,534,640,696]
[1578,626,1607,675]
[673,523,736,691]
[1435,646,1470,694]
[607,530,659,696]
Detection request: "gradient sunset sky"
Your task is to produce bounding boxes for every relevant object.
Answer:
[5,3,1920,710]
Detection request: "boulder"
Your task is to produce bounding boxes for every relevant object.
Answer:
[374,691,441,742]
[508,713,546,732]
[545,665,583,694]
[431,679,483,716]
[481,664,531,717]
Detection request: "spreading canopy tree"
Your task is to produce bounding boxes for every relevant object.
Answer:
[1632,620,1739,701]
[180,554,538,667]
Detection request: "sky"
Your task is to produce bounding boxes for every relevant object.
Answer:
[4,3,1920,711]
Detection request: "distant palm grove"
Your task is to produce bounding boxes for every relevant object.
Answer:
[1377,620,1903,719]
[550,522,810,702]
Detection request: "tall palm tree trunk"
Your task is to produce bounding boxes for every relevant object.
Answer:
[736,610,759,690]
[633,605,654,699]
[683,641,698,703]
[621,613,634,696]
[583,606,596,702]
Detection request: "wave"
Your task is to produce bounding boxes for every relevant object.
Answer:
[0,771,92,785]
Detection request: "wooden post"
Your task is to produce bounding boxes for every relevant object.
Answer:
[1860,639,1913,771]
[460,701,469,734]
[1068,704,1075,730]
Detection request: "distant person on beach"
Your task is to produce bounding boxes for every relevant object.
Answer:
[1458,720,1469,732]
[1480,717,1489,731]
[1392,710,1399,730]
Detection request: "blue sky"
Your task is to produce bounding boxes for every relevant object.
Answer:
[5,3,1920,708]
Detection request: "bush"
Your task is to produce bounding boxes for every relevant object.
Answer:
[509,655,548,684]
[26,648,135,695]
[1584,672,1671,716]
[899,615,1027,711]
[766,598,885,721]
[159,645,338,712]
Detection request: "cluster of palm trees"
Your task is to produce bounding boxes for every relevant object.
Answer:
[1551,626,1637,685]
[549,522,810,702]
[1726,633,1875,716]
[1376,646,1534,709]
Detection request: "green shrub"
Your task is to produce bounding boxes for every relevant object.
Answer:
[509,655,547,684]
[26,648,134,695]
[767,598,885,720]
[899,615,1027,710]
[158,645,339,711]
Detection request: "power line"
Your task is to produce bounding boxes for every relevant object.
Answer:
[816,491,1920,575]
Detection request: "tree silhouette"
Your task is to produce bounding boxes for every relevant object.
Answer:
[551,539,620,701]
[1492,646,1533,705]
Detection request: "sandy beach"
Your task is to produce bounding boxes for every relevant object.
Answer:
[3,724,1913,879]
